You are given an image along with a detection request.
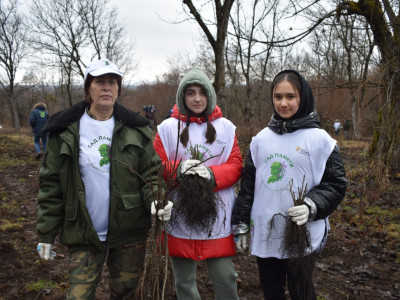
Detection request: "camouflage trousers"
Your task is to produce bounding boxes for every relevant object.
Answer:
[67,241,146,300]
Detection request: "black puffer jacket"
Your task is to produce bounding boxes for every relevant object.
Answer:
[232,110,348,227]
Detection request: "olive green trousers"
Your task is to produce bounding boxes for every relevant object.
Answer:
[172,256,239,300]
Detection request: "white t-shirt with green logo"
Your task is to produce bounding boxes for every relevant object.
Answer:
[79,111,115,241]
[250,127,336,258]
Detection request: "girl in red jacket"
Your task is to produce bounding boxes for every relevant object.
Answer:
[153,68,242,299]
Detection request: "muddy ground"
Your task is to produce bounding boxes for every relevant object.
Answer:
[0,133,399,299]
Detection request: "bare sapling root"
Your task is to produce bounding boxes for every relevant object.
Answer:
[287,253,316,299]
[284,176,314,298]
[269,176,314,297]
[172,144,224,235]
[174,175,220,234]
[280,176,311,257]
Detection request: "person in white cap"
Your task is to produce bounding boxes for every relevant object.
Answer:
[35,58,172,299]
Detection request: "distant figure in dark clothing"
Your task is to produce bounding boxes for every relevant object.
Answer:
[29,102,49,159]
[143,104,156,128]
[145,109,154,122]
[343,120,351,139]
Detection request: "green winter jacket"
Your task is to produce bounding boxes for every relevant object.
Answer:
[36,101,162,251]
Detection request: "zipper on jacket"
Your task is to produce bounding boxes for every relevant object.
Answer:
[282,121,288,133]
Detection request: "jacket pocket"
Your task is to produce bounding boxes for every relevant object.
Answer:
[65,202,78,221]
[121,193,142,210]
[117,192,150,233]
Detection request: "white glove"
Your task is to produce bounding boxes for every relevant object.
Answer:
[180,159,202,175]
[191,165,211,181]
[37,243,54,260]
[287,204,309,226]
[151,200,173,221]
[234,234,247,252]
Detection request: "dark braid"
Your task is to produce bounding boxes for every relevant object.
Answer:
[180,113,216,147]
[205,115,216,144]
[180,118,190,147]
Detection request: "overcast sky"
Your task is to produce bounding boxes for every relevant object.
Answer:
[111,0,202,83]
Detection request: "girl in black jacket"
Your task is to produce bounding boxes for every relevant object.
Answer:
[232,70,347,300]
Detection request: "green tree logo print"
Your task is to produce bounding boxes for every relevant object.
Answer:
[268,161,286,183]
[98,144,111,167]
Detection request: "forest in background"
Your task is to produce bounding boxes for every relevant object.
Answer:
[0,74,380,139]
[1,0,399,177]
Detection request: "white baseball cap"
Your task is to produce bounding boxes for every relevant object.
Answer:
[84,58,123,80]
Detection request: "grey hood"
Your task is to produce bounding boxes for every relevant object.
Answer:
[176,68,216,116]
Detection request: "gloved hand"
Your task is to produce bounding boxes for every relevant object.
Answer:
[287,204,309,226]
[180,159,202,175]
[151,200,174,221]
[191,165,211,181]
[37,243,54,260]
[234,234,247,252]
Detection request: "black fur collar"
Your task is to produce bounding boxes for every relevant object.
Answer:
[43,101,149,134]
[267,110,321,134]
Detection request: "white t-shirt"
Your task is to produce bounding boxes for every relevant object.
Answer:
[79,111,115,241]
[249,127,336,258]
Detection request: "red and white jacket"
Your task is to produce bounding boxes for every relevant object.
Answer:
[153,104,243,260]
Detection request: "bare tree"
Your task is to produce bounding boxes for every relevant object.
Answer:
[77,0,136,77]
[247,0,400,174]
[336,0,400,174]
[28,0,135,107]
[226,0,291,126]
[307,14,377,139]
[28,0,89,107]
[182,0,235,112]
[336,16,376,139]
[0,0,28,131]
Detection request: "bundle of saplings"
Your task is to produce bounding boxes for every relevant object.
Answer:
[271,177,314,297]
[174,144,224,234]
[282,178,311,257]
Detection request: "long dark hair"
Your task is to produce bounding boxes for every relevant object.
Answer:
[180,114,216,147]
[179,87,216,147]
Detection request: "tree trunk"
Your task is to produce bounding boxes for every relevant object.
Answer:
[368,72,400,174]
[10,97,21,132]
[182,0,234,114]
[351,99,361,139]
[339,0,400,174]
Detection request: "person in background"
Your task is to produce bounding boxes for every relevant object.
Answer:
[232,70,347,300]
[35,58,172,299]
[333,119,341,136]
[29,102,49,159]
[343,120,351,139]
[153,68,243,300]
[144,104,156,128]
[165,108,173,119]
